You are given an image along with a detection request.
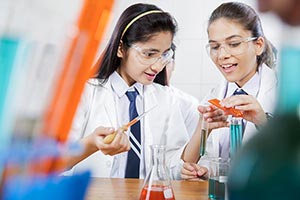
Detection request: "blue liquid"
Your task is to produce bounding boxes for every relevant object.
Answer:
[209,178,225,199]
[230,123,242,157]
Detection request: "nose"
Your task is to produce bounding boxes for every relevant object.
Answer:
[150,60,165,73]
[218,45,230,59]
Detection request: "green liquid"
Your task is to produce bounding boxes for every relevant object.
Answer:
[209,178,225,199]
[200,129,207,156]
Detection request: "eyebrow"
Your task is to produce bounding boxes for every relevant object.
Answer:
[144,48,160,52]
[208,35,243,43]
[144,47,171,54]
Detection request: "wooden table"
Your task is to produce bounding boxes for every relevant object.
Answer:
[86,178,208,200]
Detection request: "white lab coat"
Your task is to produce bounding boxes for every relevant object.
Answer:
[200,64,277,160]
[67,77,190,179]
[169,85,200,137]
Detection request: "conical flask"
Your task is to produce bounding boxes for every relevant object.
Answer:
[140,144,175,200]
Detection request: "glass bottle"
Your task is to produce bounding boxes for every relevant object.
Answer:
[229,116,243,158]
[140,144,175,200]
[227,25,300,199]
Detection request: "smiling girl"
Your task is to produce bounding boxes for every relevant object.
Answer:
[181,2,278,180]
[65,3,194,180]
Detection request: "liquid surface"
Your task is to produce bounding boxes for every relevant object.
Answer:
[140,185,175,200]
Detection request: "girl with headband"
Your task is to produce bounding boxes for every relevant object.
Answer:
[64,3,205,179]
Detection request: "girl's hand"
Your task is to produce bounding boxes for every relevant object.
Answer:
[221,95,267,126]
[65,126,130,169]
[198,105,229,130]
[87,126,131,156]
[181,162,208,181]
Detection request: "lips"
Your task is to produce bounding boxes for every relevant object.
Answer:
[144,72,157,81]
[220,63,237,73]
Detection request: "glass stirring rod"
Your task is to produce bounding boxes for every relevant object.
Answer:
[103,106,156,144]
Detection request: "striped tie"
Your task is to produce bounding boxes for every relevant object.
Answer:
[125,90,141,178]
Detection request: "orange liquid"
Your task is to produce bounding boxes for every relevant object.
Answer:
[140,185,175,200]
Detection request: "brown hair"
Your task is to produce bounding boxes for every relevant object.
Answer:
[208,2,277,69]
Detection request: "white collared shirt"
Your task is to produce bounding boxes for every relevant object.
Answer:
[109,71,145,178]
[226,67,261,98]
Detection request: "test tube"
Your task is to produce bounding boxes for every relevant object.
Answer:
[229,116,243,157]
[199,116,208,156]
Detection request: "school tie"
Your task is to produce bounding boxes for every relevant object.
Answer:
[125,90,141,178]
[233,88,248,96]
[233,88,248,133]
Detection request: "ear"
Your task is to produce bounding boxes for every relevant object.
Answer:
[255,37,265,56]
[117,41,124,58]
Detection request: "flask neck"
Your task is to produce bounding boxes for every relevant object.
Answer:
[150,145,166,167]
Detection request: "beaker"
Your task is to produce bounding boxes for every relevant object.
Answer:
[140,144,175,200]
[208,157,230,200]
[229,116,243,157]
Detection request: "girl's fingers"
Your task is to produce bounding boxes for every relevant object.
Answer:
[183,162,195,169]
[221,95,254,108]
[94,127,115,136]
[116,134,130,153]
[197,167,208,177]
[181,163,208,181]
[181,170,198,180]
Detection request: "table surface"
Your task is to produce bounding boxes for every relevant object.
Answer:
[85,178,208,200]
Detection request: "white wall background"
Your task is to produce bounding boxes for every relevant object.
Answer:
[99,0,283,101]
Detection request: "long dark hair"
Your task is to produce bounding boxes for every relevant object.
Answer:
[95,3,177,85]
[208,2,277,69]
